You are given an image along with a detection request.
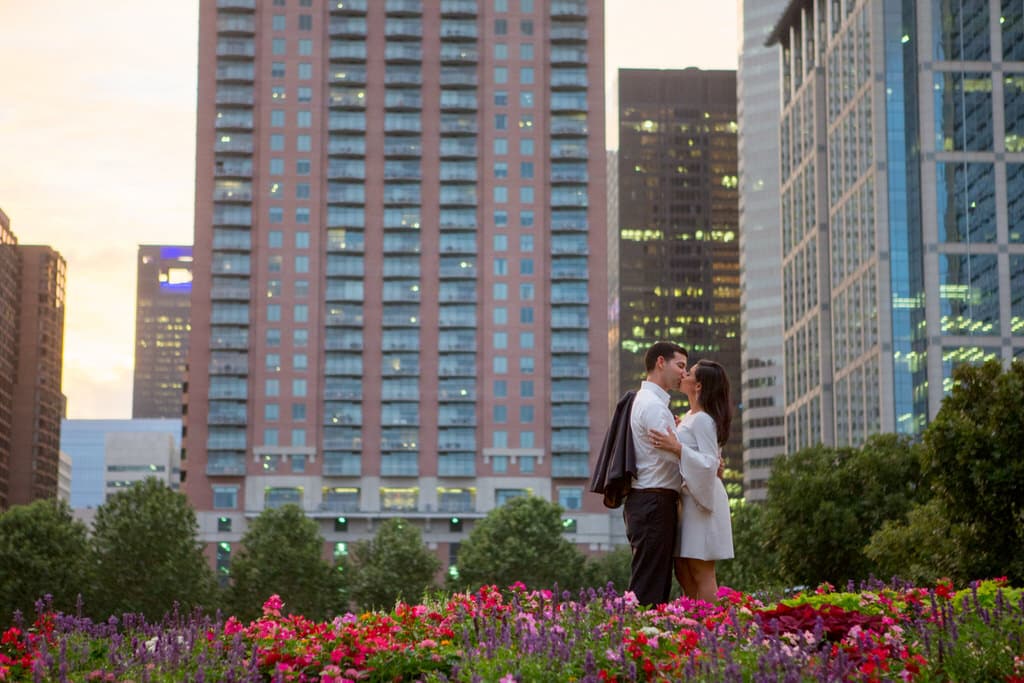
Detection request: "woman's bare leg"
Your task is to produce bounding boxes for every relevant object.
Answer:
[685,558,718,603]
[674,557,698,599]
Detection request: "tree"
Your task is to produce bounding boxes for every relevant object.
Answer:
[870,360,1024,583]
[583,545,632,593]
[716,500,782,594]
[0,499,92,624]
[762,434,922,588]
[227,504,342,621]
[451,496,586,591]
[338,518,440,612]
[90,478,216,620]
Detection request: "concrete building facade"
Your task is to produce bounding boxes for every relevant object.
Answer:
[737,0,788,500]
[185,0,610,574]
[132,245,193,419]
[768,0,1024,448]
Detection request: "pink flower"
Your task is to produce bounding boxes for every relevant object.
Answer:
[263,595,285,617]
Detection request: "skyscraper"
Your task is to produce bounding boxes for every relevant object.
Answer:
[768,0,1024,448]
[616,68,743,472]
[0,209,18,510]
[132,245,193,419]
[185,0,609,573]
[0,207,66,510]
[737,0,787,500]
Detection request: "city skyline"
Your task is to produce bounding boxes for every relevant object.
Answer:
[0,0,739,419]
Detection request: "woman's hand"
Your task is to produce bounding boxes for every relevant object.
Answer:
[648,427,682,457]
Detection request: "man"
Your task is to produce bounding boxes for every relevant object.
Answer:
[624,341,688,606]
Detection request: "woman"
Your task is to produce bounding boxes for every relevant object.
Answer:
[649,359,733,602]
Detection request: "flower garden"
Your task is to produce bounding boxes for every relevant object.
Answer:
[1,579,1022,682]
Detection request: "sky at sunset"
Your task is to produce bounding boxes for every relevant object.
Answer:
[0,0,739,419]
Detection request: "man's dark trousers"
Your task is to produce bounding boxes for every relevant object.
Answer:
[623,488,678,606]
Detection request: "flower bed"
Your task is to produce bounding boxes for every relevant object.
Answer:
[2,579,1022,681]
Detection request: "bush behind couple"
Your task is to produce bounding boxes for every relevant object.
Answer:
[619,341,734,605]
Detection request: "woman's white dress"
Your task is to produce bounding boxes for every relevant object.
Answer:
[675,411,734,561]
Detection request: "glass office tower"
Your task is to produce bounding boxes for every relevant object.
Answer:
[185,0,610,574]
[616,68,743,474]
[768,0,1024,448]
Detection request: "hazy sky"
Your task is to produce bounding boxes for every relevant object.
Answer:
[0,0,738,419]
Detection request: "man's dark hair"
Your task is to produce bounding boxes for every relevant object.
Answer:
[643,341,688,373]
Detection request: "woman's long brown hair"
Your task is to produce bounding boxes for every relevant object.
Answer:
[693,359,733,447]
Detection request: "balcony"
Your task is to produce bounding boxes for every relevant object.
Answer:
[330,0,368,13]
[385,43,423,62]
[216,42,255,58]
[216,17,254,34]
[439,259,476,278]
[551,118,588,136]
[332,67,368,85]
[382,233,422,253]
[206,454,247,476]
[214,136,253,154]
[551,339,589,353]
[551,363,590,378]
[440,70,478,88]
[550,47,588,64]
[438,387,476,401]
[438,362,476,377]
[439,139,477,158]
[439,117,477,135]
[328,137,366,156]
[210,331,248,350]
[330,18,368,37]
[385,20,423,39]
[440,21,478,40]
[441,0,477,15]
[319,496,361,510]
[552,390,589,402]
[551,454,590,478]
[384,139,422,156]
[551,1,587,18]
[329,43,368,61]
[328,88,366,109]
[385,69,423,86]
[325,307,364,326]
[551,72,588,90]
[329,113,367,132]
[210,282,250,300]
[439,187,477,206]
[215,65,254,83]
[206,412,247,426]
[215,89,254,106]
[550,142,588,159]
[209,353,248,375]
[440,43,478,63]
[386,0,422,14]
[440,91,477,110]
[217,0,255,10]
[550,24,588,41]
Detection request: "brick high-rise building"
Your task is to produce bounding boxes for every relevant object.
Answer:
[185,0,610,575]
[0,209,18,510]
[132,245,193,419]
[616,68,743,474]
[0,208,66,510]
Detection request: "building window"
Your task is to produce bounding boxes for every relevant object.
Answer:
[268,230,283,248]
[296,208,311,225]
[298,63,313,80]
[270,134,285,151]
[494,380,507,397]
[520,306,534,323]
[493,306,508,324]
[520,234,533,251]
[493,356,508,373]
[298,14,312,31]
[272,15,286,30]
[297,135,312,152]
[272,38,286,55]
[264,428,279,446]
[495,67,509,83]
[213,485,239,510]
[494,234,509,250]
[298,87,312,102]
[265,403,280,421]
[494,138,508,154]
[270,158,284,175]
[520,332,534,350]
[520,405,534,423]
[520,20,533,35]
[493,405,507,422]
[520,67,534,84]
[520,455,534,473]
[493,430,508,448]
[298,38,313,55]
[494,186,509,203]
[293,379,307,397]
[297,111,312,128]
[494,283,508,299]
[520,355,534,372]
[520,138,534,155]
[271,109,285,127]
[558,487,582,511]
[495,19,508,34]
[294,304,309,322]
[519,186,534,203]
[496,488,528,506]
[297,159,311,174]
[520,42,534,59]
[494,332,508,349]
[267,304,281,322]
[494,43,508,59]
[520,380,534,397]
[271,62,286,78]
[495,113,508,129]
[296,183,311,199]
[494,90,508,106]
[266,379,280,397]
[291,429,306,446]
